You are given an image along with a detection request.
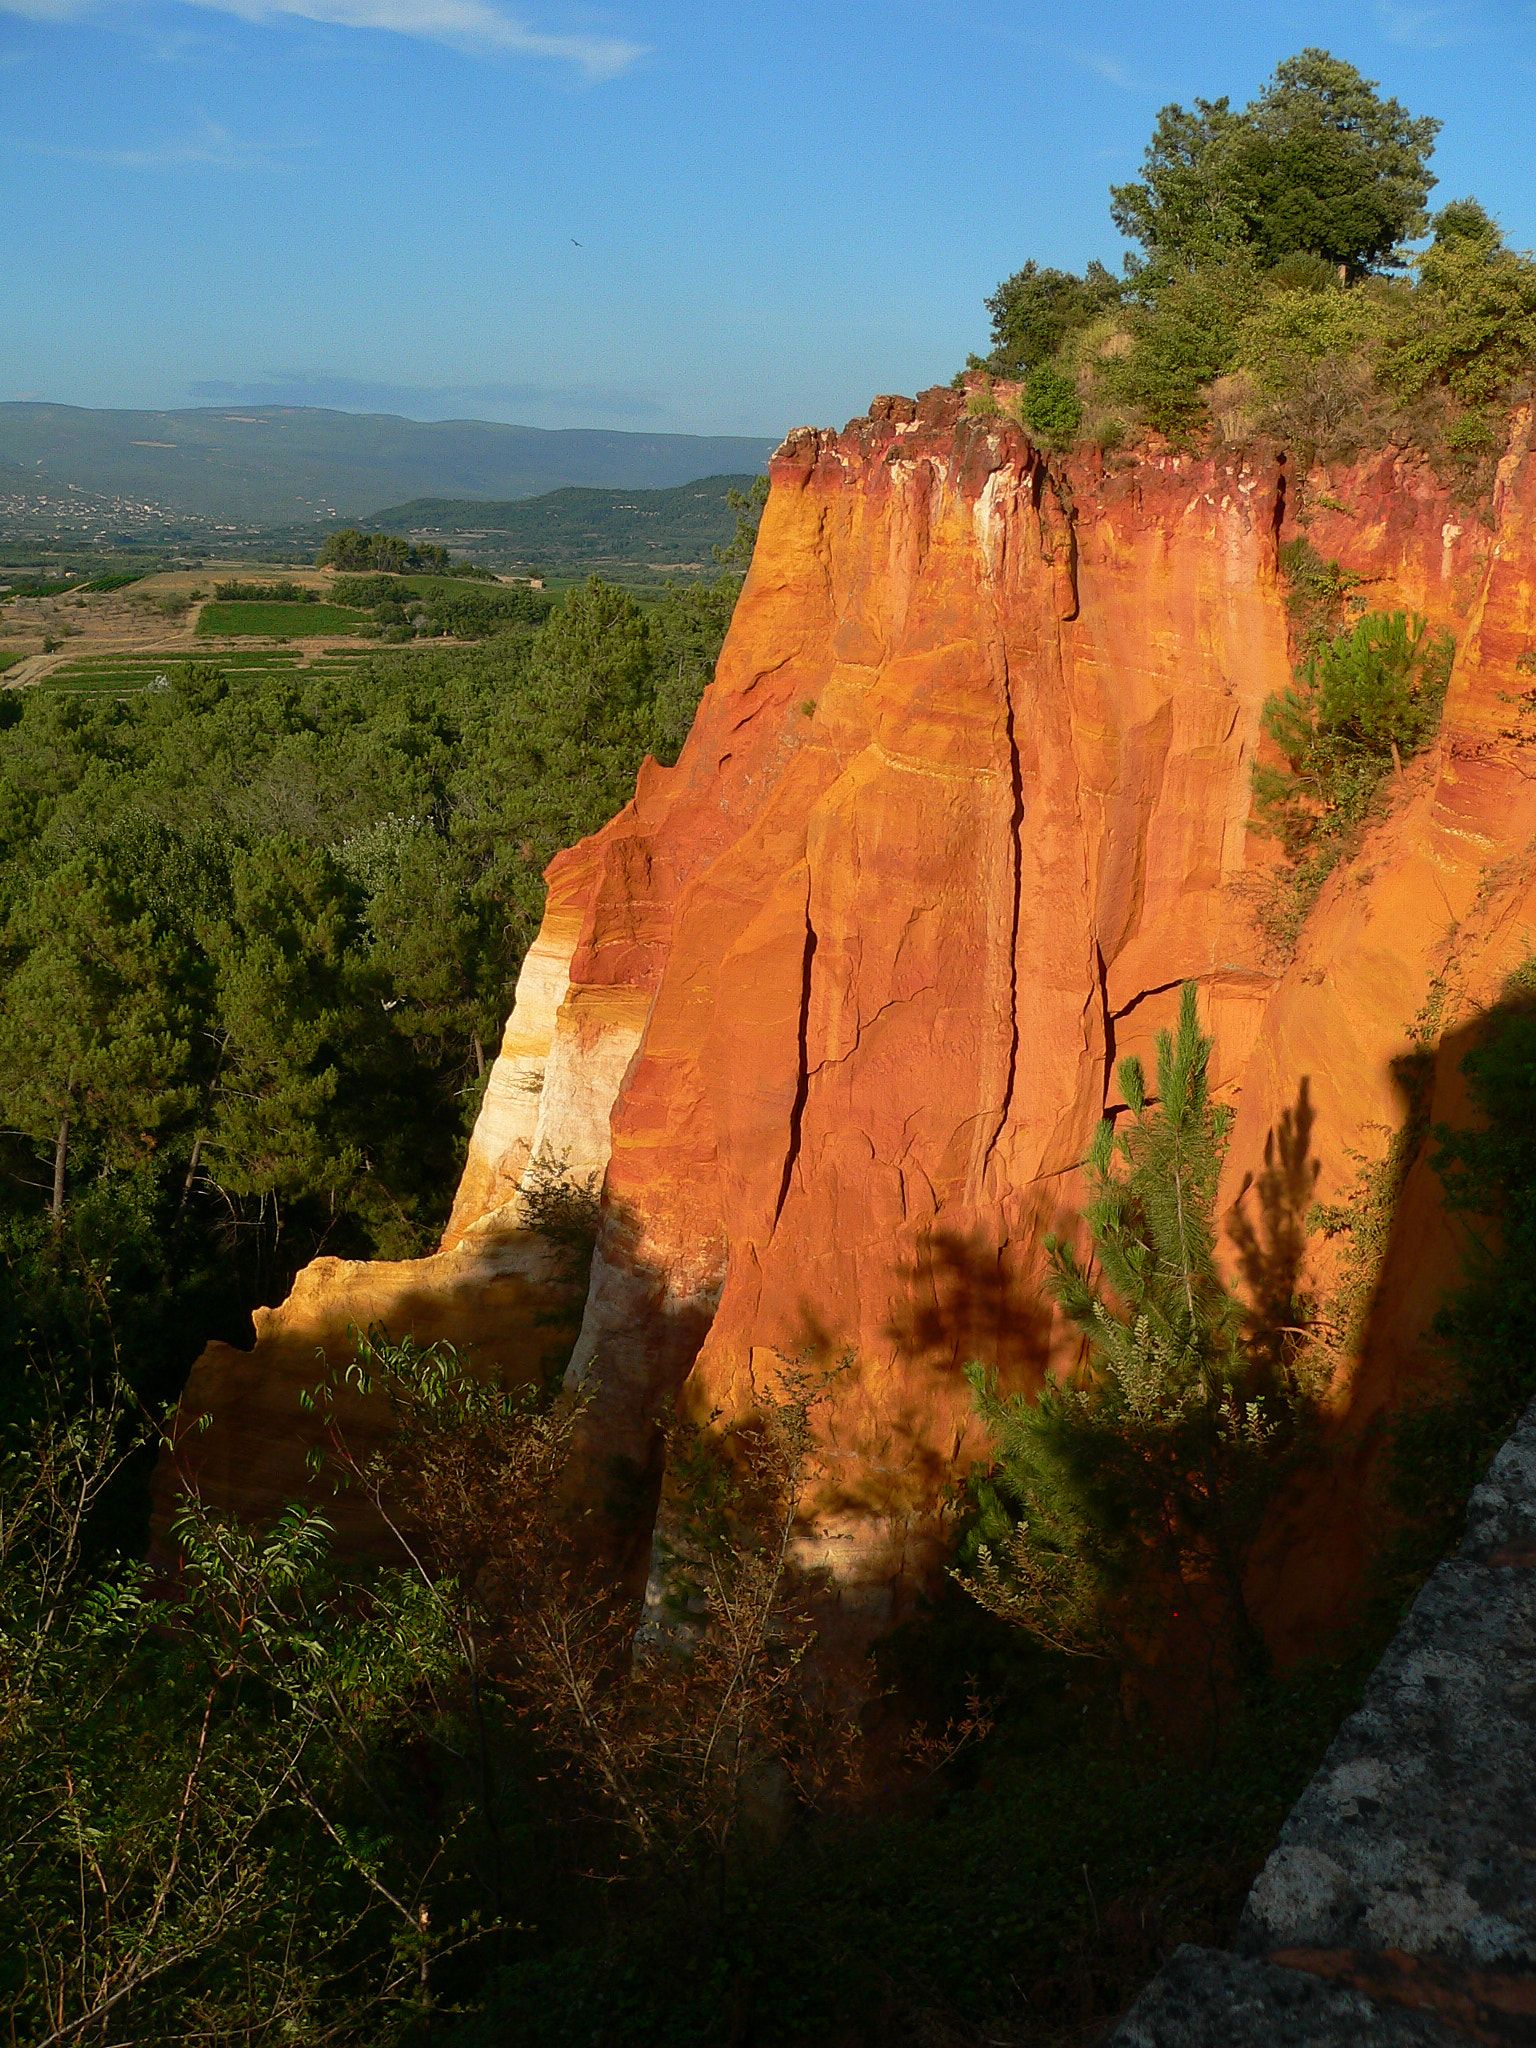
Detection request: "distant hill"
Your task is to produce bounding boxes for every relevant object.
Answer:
[0,405,778,526]
[367,475,757,577]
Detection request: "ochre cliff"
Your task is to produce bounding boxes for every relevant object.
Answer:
[156,389,1536,1657]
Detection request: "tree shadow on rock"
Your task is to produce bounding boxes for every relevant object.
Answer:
[882,1222,1058,1392]
[1226,1075,1321,1388]
[1242,989,1536,1657]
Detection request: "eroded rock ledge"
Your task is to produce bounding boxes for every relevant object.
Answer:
[1109,1397,1536,2046]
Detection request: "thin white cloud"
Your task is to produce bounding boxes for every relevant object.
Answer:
[1066,47,1148,93]
[0,0,644,72]
[1375,0,1465,48]
[211,0,642,71]
[9,116,299,168]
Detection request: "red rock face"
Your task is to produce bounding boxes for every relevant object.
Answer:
[160,392,1536,1659]
[562,393,1302,1619]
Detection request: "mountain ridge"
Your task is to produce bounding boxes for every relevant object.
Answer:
[364,474,756,574]
[0,403,777,526]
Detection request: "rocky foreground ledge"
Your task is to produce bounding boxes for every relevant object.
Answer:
[1109,1398,1536,2045]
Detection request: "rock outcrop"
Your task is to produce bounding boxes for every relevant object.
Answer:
[157,391,1536,1651]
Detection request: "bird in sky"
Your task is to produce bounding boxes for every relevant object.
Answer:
[572,238,583,247]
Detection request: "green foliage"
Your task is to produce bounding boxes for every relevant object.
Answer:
[1237,276,1385,383]
[0,571,735,1343]
[712,474,769,574]
[1252,608,1453,861]
[1112,50,1439,277]
[968,58,1536,455]
[319,528,457,575]
[78,572,144,593]
[327,574,555,640]
[0,1382,453,2046]
[411,580,554,639]
[1233,273,1391,449]
[964,987,1316,1681]
[1106,262,1259,435]
[1381,209,1536,408]
[1278,536,1358,651]
[1,577,82,601]
[979,260,1123,380]
[212,578,318,602]
[1019,362,1084,447]
[0,821,204,1190]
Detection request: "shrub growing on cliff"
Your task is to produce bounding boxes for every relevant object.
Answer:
[963,987,1316,1687]
[1104,263,1260,435]
[963,56,1536,455]
[1234,272,1392,454]
[1019,363,1083,448]
[1249,606,1452,956]
[1382,207,1536,411]
[1252,608,1453,855]
[977,260,1123,381]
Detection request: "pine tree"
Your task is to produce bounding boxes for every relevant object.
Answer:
[965,985,1311,1683]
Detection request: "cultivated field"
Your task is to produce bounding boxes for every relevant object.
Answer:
[33,644,393,693]
[0,562,430,688]
[196,600,364,637]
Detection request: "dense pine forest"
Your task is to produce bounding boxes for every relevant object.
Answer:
[0,573,734,1452]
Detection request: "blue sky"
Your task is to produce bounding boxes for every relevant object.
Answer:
[2,0,1533,439]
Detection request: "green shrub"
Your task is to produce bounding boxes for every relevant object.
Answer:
[1445,410,1499,455]
[1382,230,1536,407]
[1107,265,1257,434]
[963,986,1317,1684]
[1236,278,1388,389]
[979,259,1123,379]
[1253,608,1453,860]
[1278,537,1357,650]
[211,579,317,603]
[1019,363,1083,446]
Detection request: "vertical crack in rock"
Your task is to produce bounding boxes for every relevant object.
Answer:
[984,661,1026,1171]
[1096,942,1116,1113]
[773,894,819,1228]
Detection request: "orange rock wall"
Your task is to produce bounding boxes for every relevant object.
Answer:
[161,390,1536,1657]
[556,392,1536,1642]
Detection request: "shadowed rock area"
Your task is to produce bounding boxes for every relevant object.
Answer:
[1108,1396,1536,2045]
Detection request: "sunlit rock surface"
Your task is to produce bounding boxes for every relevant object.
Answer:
[157,393,1536,1655]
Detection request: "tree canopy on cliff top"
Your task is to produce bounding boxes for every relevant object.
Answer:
[1111,49,1440,280]
[969,49,1536,460]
